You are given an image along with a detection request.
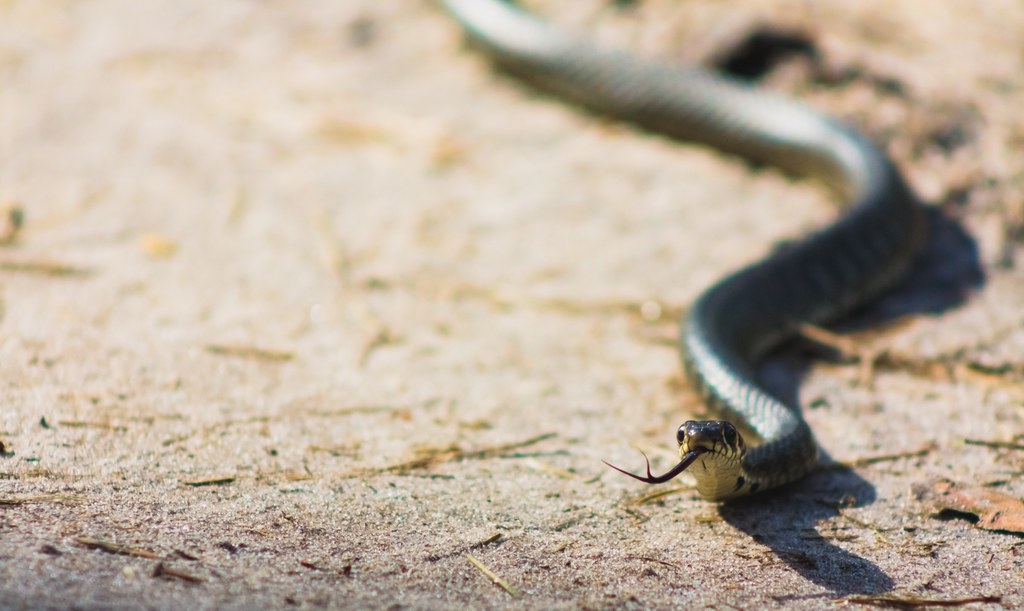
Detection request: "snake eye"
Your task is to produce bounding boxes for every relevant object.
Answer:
[723,424,738,447]
[676,423,689,445]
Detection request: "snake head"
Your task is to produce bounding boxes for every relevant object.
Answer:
[677,420,746,461]
[602,420,748,488]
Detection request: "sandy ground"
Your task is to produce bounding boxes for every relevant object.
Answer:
[2,0,1023,608]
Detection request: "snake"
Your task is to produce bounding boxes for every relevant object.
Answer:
[439,0,926,500]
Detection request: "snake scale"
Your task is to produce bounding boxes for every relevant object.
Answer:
[440,0,926,500]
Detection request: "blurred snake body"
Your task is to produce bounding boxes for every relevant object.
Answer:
[440,0,925,500]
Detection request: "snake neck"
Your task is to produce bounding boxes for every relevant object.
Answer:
[682,344,822,498]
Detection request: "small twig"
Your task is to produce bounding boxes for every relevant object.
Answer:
[799,324,863,357]
[358,327,396,367]
[552,513,592,532]
[75,536,161,559]
[837,593,1001,608]
[469,533,503,549]
[842,515,891,545]
[694,513,724,524]
[800,323,891,387]
[174,550,200,561]
[308,444,361,457]
[0,203,24,244]
[625,555,681,570]
[621,506,650,524]
[182,476,236,487]
[306,405,403,418]
[161,434,191,447]
[152,562,204,583]
[466,554,518,597]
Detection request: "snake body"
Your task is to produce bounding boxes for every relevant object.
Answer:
[441,0,925,499]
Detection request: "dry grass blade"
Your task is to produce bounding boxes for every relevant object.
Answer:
[469,533,503,549]
[0,493,82,505]
[964,438,1024,451]
[459,432,558,460]
[522,458,574,479]
[466,554,518,597]
[631,485,692,505]
[0,260,91,277]
[205,344,294,362]
[371,432,557,475]
[833,443,936,469]
[57,420,127,431]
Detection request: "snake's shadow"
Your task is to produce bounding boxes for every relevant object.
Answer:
[716,207,982,597]
[718,467,889,598]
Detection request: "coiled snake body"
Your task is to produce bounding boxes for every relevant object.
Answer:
[440,0,925,500]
